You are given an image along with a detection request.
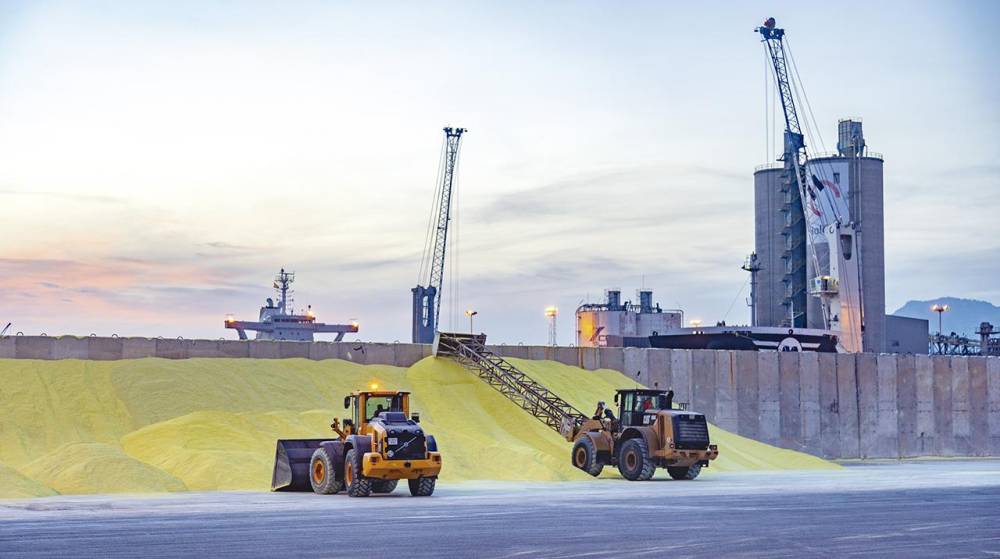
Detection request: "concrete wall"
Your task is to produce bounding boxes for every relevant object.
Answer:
[3,335,997,459]
[0,336,434,367]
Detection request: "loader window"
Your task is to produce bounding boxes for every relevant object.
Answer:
[619,392,670,427]
[365,395,404,421]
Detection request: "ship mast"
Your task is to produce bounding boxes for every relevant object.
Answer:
[274,268,295,313]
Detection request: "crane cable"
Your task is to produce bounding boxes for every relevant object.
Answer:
[449,150,461,330]
[785,37,845,225]
[722,274,752,325]
[417,139,448,285]
[762,38,826,325]
[777,37,835,328]
[764,48,770,163]
[786,36,865,336]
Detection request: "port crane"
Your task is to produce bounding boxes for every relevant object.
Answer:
[412,127,466,343]
[757,17,864,352]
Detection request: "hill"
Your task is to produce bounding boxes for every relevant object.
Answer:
[893,297,1000,337]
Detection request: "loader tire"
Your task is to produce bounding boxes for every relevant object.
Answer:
[372,479,398,494]
[309,447,343,494]
[408,476,436,497]
[667,463,702,480]
[617,438,655,481]
[344,449,372,497]
[571,437,604,477]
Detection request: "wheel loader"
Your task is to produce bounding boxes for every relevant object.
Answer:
[563,389,719,480]
[271,389,442,497]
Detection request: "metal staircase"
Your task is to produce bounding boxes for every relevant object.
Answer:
[433,332,587,435]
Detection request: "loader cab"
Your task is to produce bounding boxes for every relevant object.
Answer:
[614,389,674,428]
[343,390,411,431]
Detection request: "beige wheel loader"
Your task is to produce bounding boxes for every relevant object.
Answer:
[564,389,719,480]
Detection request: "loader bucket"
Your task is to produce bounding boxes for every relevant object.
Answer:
[271,439,328,491]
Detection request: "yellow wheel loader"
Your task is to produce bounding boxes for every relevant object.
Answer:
[564,389,719,480]
[271,390,442,497]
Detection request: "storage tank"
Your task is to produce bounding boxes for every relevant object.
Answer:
[753,163,807,328]
[806,122,885,352]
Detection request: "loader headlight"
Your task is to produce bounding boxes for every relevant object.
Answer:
[387,450,395,458]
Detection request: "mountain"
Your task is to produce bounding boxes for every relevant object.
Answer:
[892,297,1000,337]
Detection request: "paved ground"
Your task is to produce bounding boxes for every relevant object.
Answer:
[2,461,999,558]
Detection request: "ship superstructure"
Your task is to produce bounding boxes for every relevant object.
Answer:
[225,269,358,342]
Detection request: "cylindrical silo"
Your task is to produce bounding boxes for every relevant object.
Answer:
[753,163,807,328]
[806,119,885,352]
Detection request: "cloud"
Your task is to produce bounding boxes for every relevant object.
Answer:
[202,241,257,251]
[930,163,1000,180]
[0,189,122,204]
[474,164,746,224]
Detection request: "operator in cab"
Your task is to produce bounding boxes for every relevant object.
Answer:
[592,401,607,420]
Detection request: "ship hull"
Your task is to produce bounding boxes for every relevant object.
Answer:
[646,327,839,353]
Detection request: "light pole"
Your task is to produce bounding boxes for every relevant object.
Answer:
[742,252,761,327]
[465,309,478,334]
[545,306,558,346]
[931,304,949,336]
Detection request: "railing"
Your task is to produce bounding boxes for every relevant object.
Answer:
[754,162,784,172]
[754,150,884,173]
[809,150,884,161]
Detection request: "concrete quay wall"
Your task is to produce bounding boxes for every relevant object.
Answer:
[2,336,997,460]
[0,336,433,367]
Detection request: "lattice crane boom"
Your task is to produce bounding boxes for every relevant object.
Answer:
[757,17,864,352]
[412,127,466,344]
[427,128,465,325]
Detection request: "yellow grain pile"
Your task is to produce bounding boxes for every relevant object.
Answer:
[0,356,837,498]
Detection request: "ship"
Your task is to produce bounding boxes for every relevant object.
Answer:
[643,325,839,352]
[224,269,359,341]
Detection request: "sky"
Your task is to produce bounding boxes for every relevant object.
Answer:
[1,1,998,344]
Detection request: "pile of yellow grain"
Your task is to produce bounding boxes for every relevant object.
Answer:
[0,357,836,498]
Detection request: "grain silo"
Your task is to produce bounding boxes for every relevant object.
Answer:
[753,119,886,352]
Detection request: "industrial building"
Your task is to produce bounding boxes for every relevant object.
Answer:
[753,119,888,352]
[884,315,930,354]
[575,289,682,347]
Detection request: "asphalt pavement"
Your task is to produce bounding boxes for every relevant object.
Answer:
[2,460,999,558]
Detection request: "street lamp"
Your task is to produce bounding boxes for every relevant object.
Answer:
[465,309,478,334]
[931,304,949,336]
